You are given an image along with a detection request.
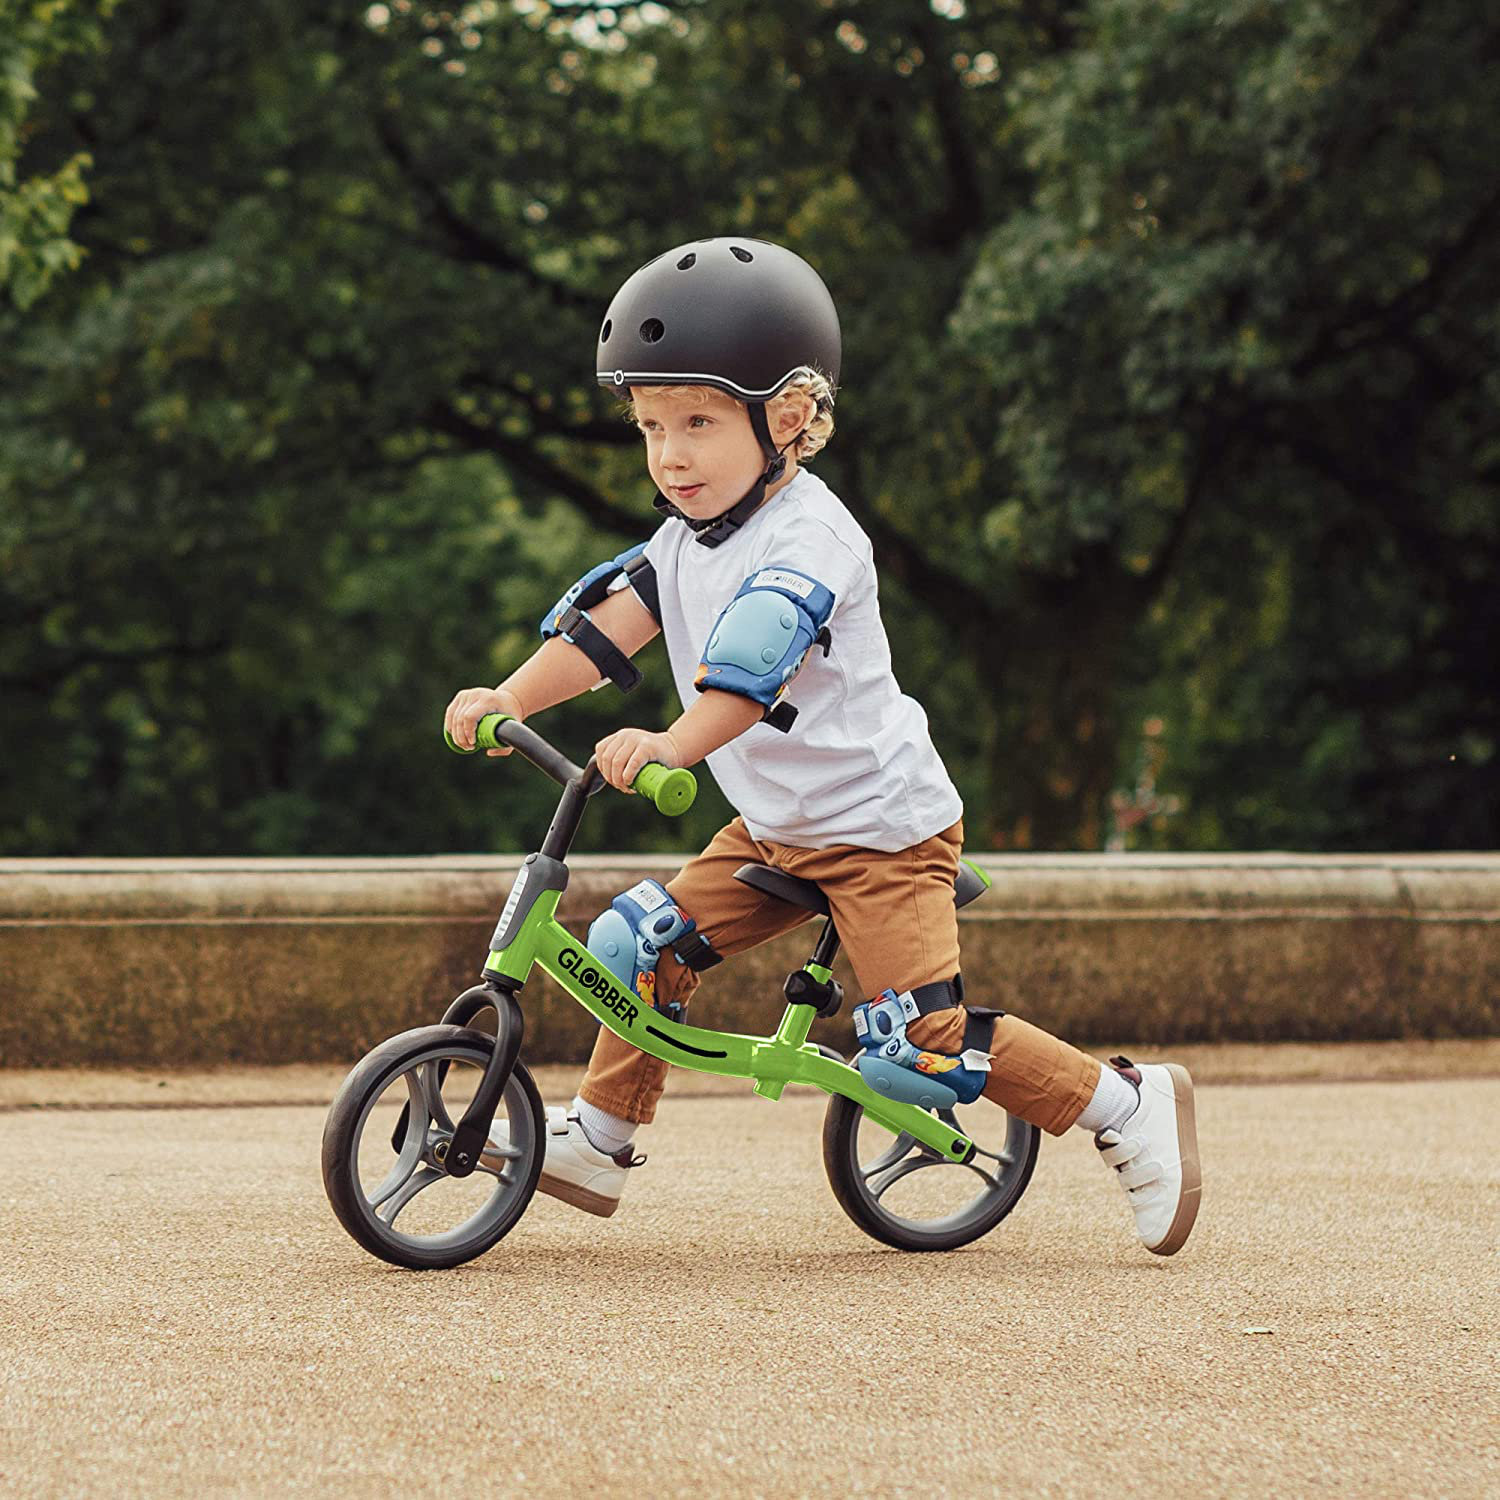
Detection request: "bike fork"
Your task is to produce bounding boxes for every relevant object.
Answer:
[387,979,526,1176]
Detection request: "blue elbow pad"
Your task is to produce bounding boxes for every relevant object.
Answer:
[540,542,658,639]
[538,543,658,693]
[694,568,835,727]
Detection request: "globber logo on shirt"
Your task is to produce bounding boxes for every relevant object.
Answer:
[558,946,639,1030]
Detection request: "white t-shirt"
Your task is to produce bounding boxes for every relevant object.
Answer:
[631,466,963,852]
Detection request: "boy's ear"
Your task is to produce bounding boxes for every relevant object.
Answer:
[772,390,816,439]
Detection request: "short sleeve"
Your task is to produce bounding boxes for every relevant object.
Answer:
[751,513,867,620]
[615,522,674,622]
[640,519,674,572]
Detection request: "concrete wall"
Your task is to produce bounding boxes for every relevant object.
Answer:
[1,853,1496,1067]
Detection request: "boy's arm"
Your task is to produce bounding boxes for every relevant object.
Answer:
[500,584,660,718]
[595,687,764,792]
[446,586,660,752]
[665,689,765,767]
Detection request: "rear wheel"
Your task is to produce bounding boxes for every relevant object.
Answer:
[822,1060,1040,1252]
[321,1024,545,1270]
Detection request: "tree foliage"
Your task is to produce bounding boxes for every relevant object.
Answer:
[2,0,1496,855]
[0,0,114,308]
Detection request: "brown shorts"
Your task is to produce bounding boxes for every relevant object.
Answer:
[577,816,1099,1133]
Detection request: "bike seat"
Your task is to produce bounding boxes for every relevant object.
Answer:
[733,857,989,915]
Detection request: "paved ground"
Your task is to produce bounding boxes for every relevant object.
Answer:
[3,1055,1498,1498]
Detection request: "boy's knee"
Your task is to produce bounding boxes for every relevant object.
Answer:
[583,877,721,1019]
[905,1006,966,1054]
[653,957,699,1011]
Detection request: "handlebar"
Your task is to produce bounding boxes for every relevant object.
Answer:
[445,713,697,818]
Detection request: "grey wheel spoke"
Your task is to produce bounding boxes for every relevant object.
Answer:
[971,1145,1014,1166]
[377,1165,448,1225]
[958,1158,1002,1192]
[418,1061,455,1133]
[937,1106,1013,1165]
[367,1074,430,1210]
[866,1151,948,1201]
[861,1132,919,1178]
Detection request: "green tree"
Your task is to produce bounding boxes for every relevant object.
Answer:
[953,0,1500,847]
[3,0,1496,855]
[0,0,114,308]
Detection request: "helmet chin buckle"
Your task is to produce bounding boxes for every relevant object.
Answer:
[651,402,793,548]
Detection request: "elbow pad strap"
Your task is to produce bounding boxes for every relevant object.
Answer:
[540,542,655,693]
[552,605,642,693]
[541,542,657,637]
[621,552,661,625]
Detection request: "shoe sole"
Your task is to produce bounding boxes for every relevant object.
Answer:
[1149,1063,1201,1256]
[538,1169,621,1218]
[476,1150,623,1218]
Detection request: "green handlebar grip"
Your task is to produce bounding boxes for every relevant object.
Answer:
[444,712,515,754]
[632,761,697,817]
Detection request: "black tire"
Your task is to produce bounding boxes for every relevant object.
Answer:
[321,1024,546,1270]
[822,1062,1041,1252]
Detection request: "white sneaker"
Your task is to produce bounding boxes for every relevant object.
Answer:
[1094,1057,1201,1256]
[479,1105,644,1218]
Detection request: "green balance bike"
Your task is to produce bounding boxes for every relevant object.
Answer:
[321,713,1040,1269]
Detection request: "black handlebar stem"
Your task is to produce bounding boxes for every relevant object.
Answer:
[540,754,609,863]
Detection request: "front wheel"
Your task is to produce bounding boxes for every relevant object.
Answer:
[822,1063,1040,1252]
[321,1024,546,1270]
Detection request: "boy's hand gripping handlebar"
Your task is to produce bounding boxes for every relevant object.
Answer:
[444,712,697,817]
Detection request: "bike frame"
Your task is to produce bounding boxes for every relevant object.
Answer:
[434,718,978,1179]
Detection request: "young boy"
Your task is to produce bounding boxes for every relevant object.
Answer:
[444,237,1201,1256]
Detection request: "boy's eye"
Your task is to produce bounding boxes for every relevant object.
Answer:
[640,416,710,432]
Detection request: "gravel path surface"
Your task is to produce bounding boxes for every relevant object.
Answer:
[4,1072,1497,1498]
[5,1038,1498,1111]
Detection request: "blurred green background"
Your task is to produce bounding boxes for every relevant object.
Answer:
[3,0,1496,857]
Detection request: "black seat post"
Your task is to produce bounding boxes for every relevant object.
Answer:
[808,915,841,970]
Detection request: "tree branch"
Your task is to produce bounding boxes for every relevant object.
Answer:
[1291,180,1500,379]
[456,372,638,447]
[835,464,1005,635]
[372,114,598,315]
[914,12,987,246]
[425,401,653,538]
[1136,406,1230,604]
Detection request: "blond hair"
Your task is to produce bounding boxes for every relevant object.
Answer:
[620,365,837,463]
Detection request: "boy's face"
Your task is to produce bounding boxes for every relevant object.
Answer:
[632,386,803,520]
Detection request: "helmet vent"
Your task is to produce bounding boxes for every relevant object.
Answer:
[676,253,696,270]
[600,319,612,343]
[639,318,665,343]
[730,246,754,263]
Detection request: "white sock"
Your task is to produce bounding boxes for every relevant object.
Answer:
[572,1095,636,1155]
[1074,1063,1139,1135]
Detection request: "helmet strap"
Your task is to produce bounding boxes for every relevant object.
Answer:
[651,401,807,549]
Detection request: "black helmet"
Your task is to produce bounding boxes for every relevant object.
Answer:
[595,237,841,547]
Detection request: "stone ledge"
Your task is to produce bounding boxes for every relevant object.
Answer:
[1,854,1496,1065]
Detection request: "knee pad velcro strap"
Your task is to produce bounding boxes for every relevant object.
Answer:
[851,979,992,1109]
[584,879,719,1014]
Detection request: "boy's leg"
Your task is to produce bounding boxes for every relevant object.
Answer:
[576,817,817,1125]
[775,820,1099,1137]
[778,821,1199,1252]
[904,1009,1099,1136]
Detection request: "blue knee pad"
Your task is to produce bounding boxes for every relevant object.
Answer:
[585,878,711,1022]
[851,989,993,1109]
